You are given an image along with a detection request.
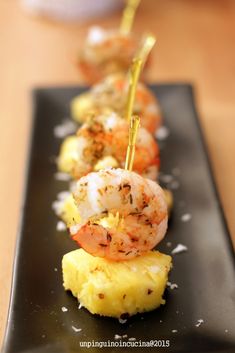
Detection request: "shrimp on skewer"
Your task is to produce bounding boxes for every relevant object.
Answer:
[71,73,162,134]
[78,0,141,83]
[57,112,160,181]
[71,168,168,261]
[78,27,139,84]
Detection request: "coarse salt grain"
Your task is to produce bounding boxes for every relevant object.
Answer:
[57,191,70,201]
[181,213,192,222]
[56,221,66,232]
[155,126,170,140]
[61,306,68,312]
[169,180,180,190]
[171,244,188,255]
[72,325,82,333]
[172,329,178,333]
[54,267,58,272]
[70,224,81,235]
[78,302,83,309]
[52,200,63,216]
[119,318,127,324]
[167,281,178,290]
[166,242,172,247]
[195,319,204,327]
[54,119,77,138]
[128,337,136,341]
[54,172,71,181]
[159,173,174,184]
[114,334,122,340]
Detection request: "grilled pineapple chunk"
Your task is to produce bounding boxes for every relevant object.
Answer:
[62,249,172,318]
[71,93,93,123]
[60,194,80,226]
[57,136,78,174]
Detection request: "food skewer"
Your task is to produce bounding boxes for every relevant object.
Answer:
[125,115,140,169]
[77,0,143,83]
[58,57,160,182]
[72,33,161,134]
[120,0,141,35]
[62,113,171,318]
[125,59,142,123]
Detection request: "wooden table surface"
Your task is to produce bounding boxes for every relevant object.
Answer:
[1,0,235,346]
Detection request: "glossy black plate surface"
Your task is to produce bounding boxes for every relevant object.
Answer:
[2,85,235,353]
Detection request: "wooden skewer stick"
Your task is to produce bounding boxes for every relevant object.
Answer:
[99,116,140,228]
[126,58,142,123]
[135,33,156,69]
[125,34,156,122]
[125,115,140,171]
[120,0,141,35]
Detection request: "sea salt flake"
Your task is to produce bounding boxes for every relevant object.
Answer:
[52,200,63,216]
[78,302,83,309]
[54,119,77,138]
[119,318,127,324]
[114,334,122,340]
[172,329,178,333]
[166,242,172,247]
[54,267,58,272]
[159,173,174,184]
[169,180,180,190]
[171,244,188,255]
[122,334,128,338]
[181,213,192,222]
[167,281,178,290]
[72,325,82,332]
[61,306,68,312]
[195,319,204,327]
[155,126,170,140]
[57,191,70,201]
[54,172,71,181]
[56,221,66,232]
[70,224,81,235]
[128,337,136,341]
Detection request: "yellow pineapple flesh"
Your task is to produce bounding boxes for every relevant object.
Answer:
[62,248,172,319]
[71,93,93,123]
[59,194,80,227]
[57,136,78,174]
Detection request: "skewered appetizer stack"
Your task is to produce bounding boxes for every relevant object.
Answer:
[78,0,142,83]
[71,72,162,134]
[62,116,172,318]
[56,4,173,319]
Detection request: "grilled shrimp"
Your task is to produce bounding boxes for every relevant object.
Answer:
[65,111,160,181]
[78,27,138,84]
[71,168,168,261]
[71,73,162,133]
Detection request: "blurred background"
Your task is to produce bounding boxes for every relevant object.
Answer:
[0,0,235,345]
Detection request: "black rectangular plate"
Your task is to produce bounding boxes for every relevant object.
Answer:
[2,85,235,353]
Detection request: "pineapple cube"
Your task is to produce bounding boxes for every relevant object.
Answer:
[71,93,93,123]
[60,194,80,227]
[57,136,78,174]
[62,249,172,318]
